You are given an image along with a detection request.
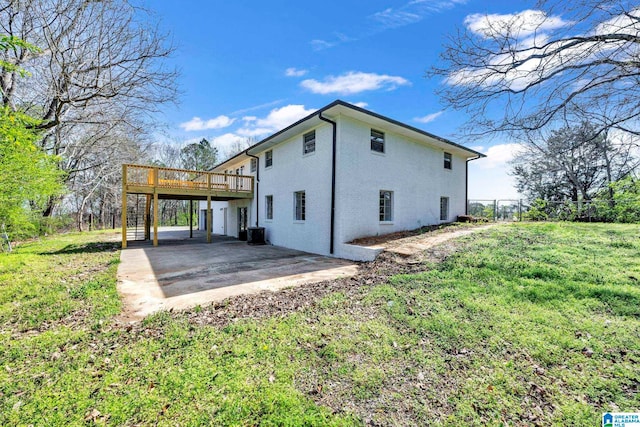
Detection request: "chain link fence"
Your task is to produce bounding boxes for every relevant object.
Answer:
[466,199,640,223]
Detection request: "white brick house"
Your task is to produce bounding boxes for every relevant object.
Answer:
[199,100,484,261]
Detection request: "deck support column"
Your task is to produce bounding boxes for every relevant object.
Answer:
[189,199,193,238]
[207,195,212,243]
[121,165,127,249]
[145,194,151,240]
[153,191,159,246]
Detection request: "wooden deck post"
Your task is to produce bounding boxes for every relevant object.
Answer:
[153,167,159,246]
[153,192,159,246]
[207,173,212,243]
[207,195,212,244]
[145,194,151,240]
[189,199,193,238]
[121,164,127,249]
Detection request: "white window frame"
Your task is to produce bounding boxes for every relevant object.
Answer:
[265,150,273,168]
[294,191,306,221]
[379,190,393,222]
[440,196,449,221]
[265,195,273,221]
[303,130,316,155]
[371,129,385,154]
[250,158,257,172]
[444,152,452,170]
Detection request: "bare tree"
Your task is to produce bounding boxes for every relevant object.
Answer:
[0,0,178,216]
[431,0,640,138]
[512,121,639,201]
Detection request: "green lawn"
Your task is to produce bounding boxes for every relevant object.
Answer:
[1,223,639,425]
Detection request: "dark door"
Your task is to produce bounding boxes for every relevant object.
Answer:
[238,207,248,241]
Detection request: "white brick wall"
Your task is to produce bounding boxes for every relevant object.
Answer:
[334,115,466,250]
[202,109,473,260]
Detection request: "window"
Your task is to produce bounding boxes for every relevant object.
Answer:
[250,158,257,172]
[444,152,452,170]
[265,150,273,168]
[379,190,393,222]
[265,195,273,220]
[294,191,306,221]
[371,129,385,153]
[440,197,449,221]
[303,130,316,154]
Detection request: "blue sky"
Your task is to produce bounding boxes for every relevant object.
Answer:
[149,0,527,200]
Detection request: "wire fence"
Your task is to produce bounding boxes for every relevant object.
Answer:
[467,199,640,223]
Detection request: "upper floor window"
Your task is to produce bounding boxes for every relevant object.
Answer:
[250,158,257,172]
[265,150,273,168]
[303,130,316,155]
[379,190,393,222]
[371,129,385,153]
[444,152,452,170]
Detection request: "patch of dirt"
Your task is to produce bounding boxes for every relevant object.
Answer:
[349,222,478,247]
[352,222,493,248]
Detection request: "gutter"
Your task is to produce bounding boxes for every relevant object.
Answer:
[465,155,482,215]
[245,150,260,227]
[318,112,337,255]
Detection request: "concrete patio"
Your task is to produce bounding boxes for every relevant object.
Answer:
[117,226,358,320]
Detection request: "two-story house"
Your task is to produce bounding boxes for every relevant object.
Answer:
[199,100,485,261]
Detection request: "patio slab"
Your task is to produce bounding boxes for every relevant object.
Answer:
[117,227,358,320]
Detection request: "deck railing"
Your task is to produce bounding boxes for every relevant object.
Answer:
[123,164,253,193]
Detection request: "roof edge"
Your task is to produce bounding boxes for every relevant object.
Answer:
[212,99,485,169]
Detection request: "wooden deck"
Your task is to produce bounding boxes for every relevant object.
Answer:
[122,164,253,200]
[122,164,254,248]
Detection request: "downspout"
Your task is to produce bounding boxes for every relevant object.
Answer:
[465,155,482,215]
[245,150,260,227]
[318,112,337,255]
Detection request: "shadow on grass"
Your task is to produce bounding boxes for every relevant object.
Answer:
[514,282,640,318]
[41,241,120,255]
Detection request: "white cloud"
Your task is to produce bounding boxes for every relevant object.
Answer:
[237,104,316,137]
[372,0,468,30]
[372,8,422,29]
[464,10,570,39]
[444,10,573,91]
[285,67,308,77]
[448,8,640,92]
[211,133,247,152]
[595,7,640,36]
[301,71,410,95]
[468,142,524,199]
[350,101,369,108]
[414,111,443,123]
[229,99,283,116]
[476,143,524,169]
[311,39,335,51]
[310,0,466,49]
[179,115,235,132]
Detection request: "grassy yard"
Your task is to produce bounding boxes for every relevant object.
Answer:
[1,223,639,425]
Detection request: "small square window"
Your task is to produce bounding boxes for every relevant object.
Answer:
[303,131,316,155]
[371,129,385,153]
[250,158,257,172]
[379,190,393,222]
[294,191,305,221]
[440,197,449,221]
[265,150,273,168]
[265,195,273,220]
[444,152,452,170]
